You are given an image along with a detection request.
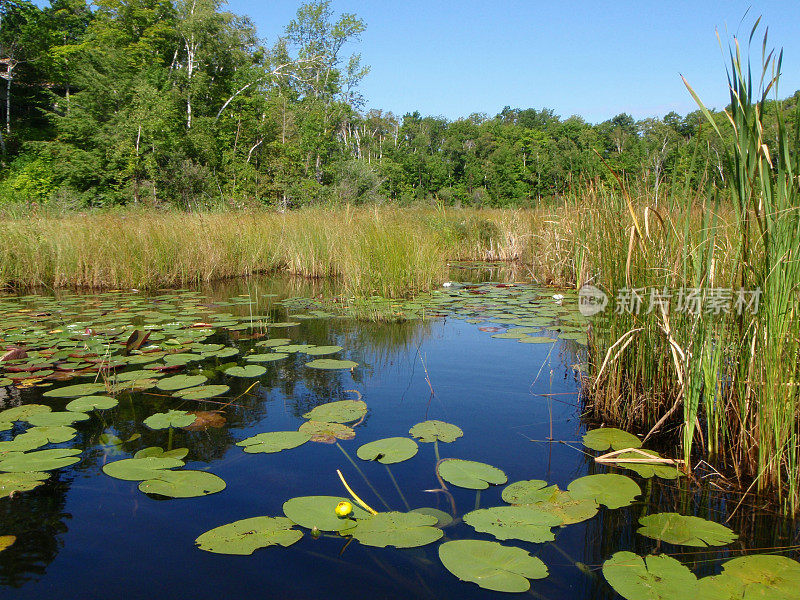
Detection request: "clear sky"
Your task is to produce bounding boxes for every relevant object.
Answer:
[235,1,800,124]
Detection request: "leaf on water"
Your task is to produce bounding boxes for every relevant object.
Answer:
[42,382,109,398]
[25,426,78,445]
[65,396,118,412]
[155,374,207,391]
[502,480,559,505]
[139,470,226,498]
[282,495,368,532]
[24,411,91,427]
[144,410,198,430]
[566,474,641,509]
[356,437,418,464]
[437,459,507,490]
[410,507,453,527]
[603,551,701,600]
[245,353,288,363]
[302,400,367,424]
[0,471,49,498]
[697,554,800,600]
[102,456,184,481]
[0,404,51,422]
[304,346,343,356]
[196,516,302,555]
[174,384,230,400]
[351,511,443,548]
[637,513,737,547]
[183,411,226,431]
[224,365,267,378]
[305,359,358,370]
[236,431,311,454]
[0,448,81,472]
[463,506,561,543]
[439,539,549,593]
[297,420,355,444]
[133,447,189,460]
[527,490,599,525]
[582,428,642,451]
[409,420,463,443]
[614,450,683,479]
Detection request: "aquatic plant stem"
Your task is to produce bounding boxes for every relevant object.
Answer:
[335,443,391,511]
[384,464,411,511]
[474,489,481,511]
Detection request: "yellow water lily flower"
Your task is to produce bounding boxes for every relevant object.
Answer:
[335,501,353,517]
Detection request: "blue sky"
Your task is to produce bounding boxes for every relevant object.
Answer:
[225,0,800,124]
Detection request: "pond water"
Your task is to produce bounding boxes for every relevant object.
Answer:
[0,272,797,599]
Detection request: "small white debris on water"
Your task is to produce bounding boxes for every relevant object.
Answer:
[442,282,454,287]
[553,293,564,305]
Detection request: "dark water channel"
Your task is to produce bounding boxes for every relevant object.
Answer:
[0,271,797,599]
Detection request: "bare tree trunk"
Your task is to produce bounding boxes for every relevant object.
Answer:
[6,76,10,134]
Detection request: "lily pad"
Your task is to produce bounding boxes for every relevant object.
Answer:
[102,456,184,481]
[237,431,312,454]
[42,382,108,397]
[529,491,599,525]
[133,447,189,460]
[139,470,226,498]
[224,365,267,378]
[0,471,49,498]
[411,507,453,527]
[615,450,683,479]
[502,480,559,505]
[439,539,549,593]
[302,400,367,424]
[409,420,464,443]
[582,428,642,451]
[437,459,507,490]
[245,353,288,363]
[24,426,78,444]
[282,495,367,532]
[255,338,291,348]
[0,404,51,422]
[155,374,207,391]
[637,513,737,547]
[0,448,81,472]
[603,551,700,600]
[351,511,443,548]
[174,385,230,400]
[304,346,343,356]
[698,554,800,600]
[298,420,355,443]
[356,437,418,464]
[196,516,302,555]
[305,359,358,370]
[65,396,119,412]
[463,506,561,543]
[144,410,198,430]
[24,411,91,427]
[567,474,641,509]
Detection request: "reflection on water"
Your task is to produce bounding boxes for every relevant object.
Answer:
[0,272,796,600]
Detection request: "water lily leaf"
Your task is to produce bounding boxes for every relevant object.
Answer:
[502,480,559,505]
[603,551,700,600]
[245,353,288,363]
[305,359,358,370]
[65,396,118,411]
[409,420,463,443]
[144,410,198,430]
[174,384,230,400]
[0,471,49,498]
[567,474,641,509]
[0,448,81,472]
[0,422,10,431]
[638,513,737,547]
[0,404,51,422]
[697,554,800,600]
[224,365,266,378]
[437,459,507,490]
[282,495,367,532]
[236,431,311,454]
[163,353,202,366]
[583,428,642,451]
[302,400,367,424]
[411,507,453,527]
[518,336,557,344]
[134,447,189,460]
[102,456,184,481]
[114,369,164,382]
[24,411,91,427]
[277,344,315,353]
[615,450,683,479]
[139,470,226,498]
[529,491,599,525]
[183,411,226,430]
[42,382,108,397]
[304,346,343,356]
[155,374,207,391]
[463,506,561,543]
[298,420,355,443]
[351,511,442,548]
[439,539,549,593]
[357,437,418,464]
[195,516,302,555]
[25,426,78,444]
[255,338,291,347]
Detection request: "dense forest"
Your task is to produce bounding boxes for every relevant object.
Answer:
[0,0,798,208]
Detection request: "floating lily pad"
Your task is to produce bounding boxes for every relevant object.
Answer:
[265,322,300,328]
[409,420,463,443]
[139,470,226,498]
[437,459,507,490]
[196,516,302,555]
[439,539,549,593]
[518,336,557,344]
[603,551,700,600]
[302,400,367,424]
[224,365,267,378]
[463,506,561,543]
[357,437,418,464]
[305,359,358,370]
[255,338,291,347]
[133,447,189,460]
[0,471,49,498]
[583,428,642,451]
[174,385,230,400]
[102,456,184,481]
[237,431,311,454]
[0,448,81,472]
[282,495,367,532]
[411,507,453,527]
[567,474,640,509]
[638,513,737,547]
[304,346,343,356]
[245,353,288,363]
[0,404,51,422]
[23,411,90,428]
[155,374,207,391]
[615,450,683,479]
[502,480,559,505]
[144,410,198,430]
[698,554,800,600]
[529,491,599,525]
[42,382,108,397]
[351,511,442,548]
[298,420,355,443]
[65,396,118,412]
[25,426,78,444]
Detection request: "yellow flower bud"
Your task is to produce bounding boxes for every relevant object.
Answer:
[335,501,353,517]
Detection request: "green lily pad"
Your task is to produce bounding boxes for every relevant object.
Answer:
[265,322,300,328]
[255,338,291,347]
[615,450,683,479]
[603,551,700,600]
[224,365,267,378]
[583,428,642,451]
[102,456,184,481]
[439,539,549,593]
[637,513,737,547]
[282,495,367,532]
[518,336,557,343]
[133,447,189,460]
[0,448,81,472]
[155,374,207,391]
[195,516,303,555]
[24,411,91,427]
[174,385,231,400]
[42,382,108,397]
[0,422,11,431]
[529,491,599,525]
[304,346,343,356]
[463,506,561,543]
[357,437,418,464]
[24,426,78,444]
[65,396,119,412]
[302,400,367,424]
[113,369,164,382]
[0,471,49,498]
[0,433,48,453]
[298,420,355,443]
[502,480,559,505]
[411,507,453,527]
[245,353,288,363]
[139,470,226,498]
[567,474,641,509]
[437,459,507,490]
[163,353,203,365]
[237,431,311,454]
[0,404,51,422]
[351,511,443,548]
[305,359,358,370]
[409,420,463,443]
[698,554,800,600]
[144,410,198,430]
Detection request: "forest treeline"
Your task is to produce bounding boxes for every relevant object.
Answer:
[0,0,797,209]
